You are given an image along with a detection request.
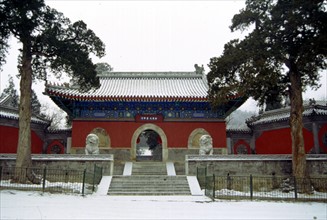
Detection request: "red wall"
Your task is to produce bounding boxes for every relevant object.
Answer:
[0,125,43,153]
[233,139,251,154]
[255,127,314,154]
[318,124,327,153]
[72,120,226,149]
[47,140,65,154]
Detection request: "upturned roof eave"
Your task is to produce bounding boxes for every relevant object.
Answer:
[46,90,209,102]
[0,108,50,125]
[246,104,327,126]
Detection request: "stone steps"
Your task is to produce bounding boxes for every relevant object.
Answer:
[108,175,191,196]
[132,162,167,175]
[107,162,192,195]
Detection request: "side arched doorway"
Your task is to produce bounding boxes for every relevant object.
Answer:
[131,124,168,161]
[90,127,111,148]
[188,128,210,149]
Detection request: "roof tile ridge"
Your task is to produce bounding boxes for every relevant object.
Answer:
[98,71,200,78]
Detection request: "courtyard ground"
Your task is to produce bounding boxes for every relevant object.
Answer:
[0,189,326,220]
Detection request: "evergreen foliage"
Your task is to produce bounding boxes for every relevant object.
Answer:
[31,89,41,115]
[208,0,326,179]
[96,62,114,74]
[1,76,42,116]
[0,0,105,182]
[0,75,19,108]
[208,0,326,107]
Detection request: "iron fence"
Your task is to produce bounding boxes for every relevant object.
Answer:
[0,164,103,195]
[197,167,327,202]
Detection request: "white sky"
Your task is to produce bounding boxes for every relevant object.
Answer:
[0,0,326,112]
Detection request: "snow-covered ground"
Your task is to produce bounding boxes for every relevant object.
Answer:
[1,190,326,220]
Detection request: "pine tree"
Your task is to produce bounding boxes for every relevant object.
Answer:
[0,75,19,108]
[31,89,41,115]
[208,0,326,180]
[1,0,105,183]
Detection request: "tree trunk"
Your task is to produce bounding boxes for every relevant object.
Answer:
[14,40,40,184]
[289,67,307,179]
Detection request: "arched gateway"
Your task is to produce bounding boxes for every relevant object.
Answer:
[131,124,168,161]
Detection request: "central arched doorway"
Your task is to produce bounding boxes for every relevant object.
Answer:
[131,124,168,161]
[136,129,162,161]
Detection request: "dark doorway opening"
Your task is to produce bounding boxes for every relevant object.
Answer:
[136,129,162,161]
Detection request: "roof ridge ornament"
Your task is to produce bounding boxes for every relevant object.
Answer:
[194,64,204,75]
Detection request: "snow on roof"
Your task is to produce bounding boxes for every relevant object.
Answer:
[0,94,49,124]
[0,94,17,108]
[47,127,72,133]
[0,95,11,105]
[45,71,209,102]
[246,103,327,126]
[226,127,252,134]
[0,108,49,124]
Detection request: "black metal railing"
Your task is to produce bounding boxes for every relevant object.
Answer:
[196,167,327,202]
[0,164,103,196]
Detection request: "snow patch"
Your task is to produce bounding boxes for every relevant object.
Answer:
[166,162,176,176]
[1,189,326,220]
[187,176,204,196]
[95,176,112,196]
[123,162,133,176]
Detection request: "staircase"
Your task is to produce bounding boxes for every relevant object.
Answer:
[107,175,191,195]
[132,162,167,175]
[107,162,192,196]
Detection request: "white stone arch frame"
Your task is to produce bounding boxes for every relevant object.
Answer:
[131,123,168,161]
[90,127,111,149]
[188,128,210,149]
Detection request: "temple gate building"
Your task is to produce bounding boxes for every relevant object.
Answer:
[45,70,244,161]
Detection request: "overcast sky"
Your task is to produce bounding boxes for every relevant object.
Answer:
[0,0,326,112]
